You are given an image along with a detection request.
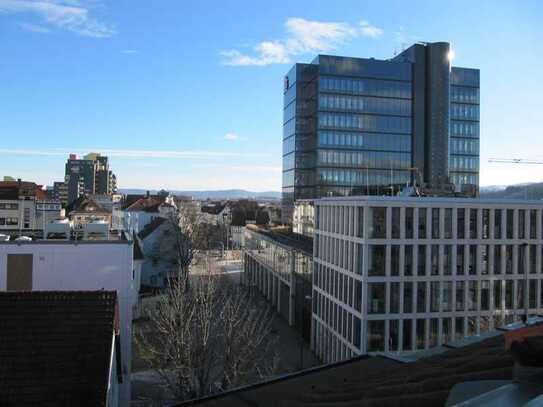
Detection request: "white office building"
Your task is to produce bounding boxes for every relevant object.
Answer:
[312,196,543,363]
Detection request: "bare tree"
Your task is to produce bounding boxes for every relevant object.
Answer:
[135,261,278,402]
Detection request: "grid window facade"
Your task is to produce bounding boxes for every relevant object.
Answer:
[313,197,543,363]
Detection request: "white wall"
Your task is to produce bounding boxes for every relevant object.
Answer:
[0,241,137,406]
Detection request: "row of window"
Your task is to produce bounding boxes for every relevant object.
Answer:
[450,155,479,171]
[314,265,361,311]
[318,112,412,134]
[451,102,480,121]
[313,318,358,364]
[319,94,411,116]
[319,76,412,99]
[0,203,19,210]
[451,85,480,104]
[450,137,479,156]
[318,131,411,152]
[364,244,543,277]
[451,120,479,138]
[317,150,411,169]
[451,68,480,87]
[316,236,358,275]
[367,279,540,316]
[450,172,479,186]
[317,206,543,241]
[0,217,18,226]
[317,169,411,187]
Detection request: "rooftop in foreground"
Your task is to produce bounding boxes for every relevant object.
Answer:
[0,291,119,407]
[178,321,543,407]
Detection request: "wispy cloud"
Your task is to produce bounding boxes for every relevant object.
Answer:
[19,21,50,32]
[360,20,383,38]
[221,17,383,67]
[121,49,137,54]
[224,132,239,141]
[0,0,115,37]
[0,147,270,159]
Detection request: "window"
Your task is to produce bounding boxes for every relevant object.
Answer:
[494,280,502,310]
[457,245,465,275]
[405,208,414,239]
[431,245,439,275]
[418,245,426,276]
[482,209,490,239]
[368,320,385,352]
[403,282,413,313]
[417,282,427,313]
[403,319,413,351]
[391,245,400,276]
[368,245,386,276]
[404,245,413,276]
[389,320,400,352]
[432,208,440,239]
[468,281,478,311]
[416,319,426,349]
[418,208,427,238]
[469,209,478,239]
[456,281,465,311]
[369,207,386,238]
[368,283,386,314]
[457,208,465,239]
[443,281,453,312]
[481,280,490,310]
[390,283,400,313]
[494,209,502,239]
[430,282,440,312]
[444,208,453,239]
[444,245,452,275]
[391,207,400,239]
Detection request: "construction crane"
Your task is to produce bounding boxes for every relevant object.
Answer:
[488,158,543,165]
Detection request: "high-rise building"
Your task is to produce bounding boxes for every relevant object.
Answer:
[64,153,118,205]
[282,42,480,222]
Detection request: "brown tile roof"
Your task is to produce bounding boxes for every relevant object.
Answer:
[179,333,514,407]
[126,197,164,213]
[0,180,38,199]
[0,291,118,407]
[66,196,110,214]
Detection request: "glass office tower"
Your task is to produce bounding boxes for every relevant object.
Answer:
[282,42,480,222]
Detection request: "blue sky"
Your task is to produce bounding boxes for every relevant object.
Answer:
[0,0,542,191]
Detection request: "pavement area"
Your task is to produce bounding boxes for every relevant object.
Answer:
[131,272,321,405]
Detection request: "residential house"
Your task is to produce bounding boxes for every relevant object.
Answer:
[0,229,142,405]
[66,195,112,228]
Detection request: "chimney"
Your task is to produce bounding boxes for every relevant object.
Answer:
[505,323,543,382]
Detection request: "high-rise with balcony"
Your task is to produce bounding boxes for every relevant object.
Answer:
[282,42,480,222]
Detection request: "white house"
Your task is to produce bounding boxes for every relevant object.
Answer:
[0,231,142,405]
[124,196,177,233]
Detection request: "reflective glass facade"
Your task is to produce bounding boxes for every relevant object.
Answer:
[282,44,480,223]
[450,68,480,188]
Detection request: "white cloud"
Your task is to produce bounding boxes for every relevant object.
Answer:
[360,20,383,38]
[224,132,239,141]
[0,0,115,37]
[221,17,375,67]
[19,21,50,32]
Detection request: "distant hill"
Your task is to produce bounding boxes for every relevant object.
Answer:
[119,188,281,200]
[480,183,543,200]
